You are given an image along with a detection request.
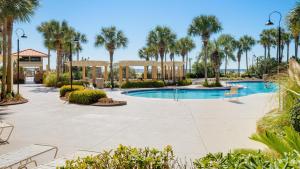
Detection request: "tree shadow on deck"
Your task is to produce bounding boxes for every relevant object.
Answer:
[29,87,58,93]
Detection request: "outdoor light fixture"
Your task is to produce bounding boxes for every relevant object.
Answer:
[266,11,282,75]
[15,28,27,95]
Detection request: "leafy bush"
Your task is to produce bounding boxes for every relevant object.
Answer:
[69,89,106,105]
[202,81,222,87]
[250,127,300,156]
[43,72,88,87]
[177,79,192,86]
[186,72,197,78]
[194,150,300,169]
[121,80,165,88]
[59,145,179,169]
[291,102,300,132]
[59,85,84,97]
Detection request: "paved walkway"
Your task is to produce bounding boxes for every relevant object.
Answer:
[0,84,277,159]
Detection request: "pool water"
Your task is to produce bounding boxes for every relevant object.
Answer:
[124,81,278,99]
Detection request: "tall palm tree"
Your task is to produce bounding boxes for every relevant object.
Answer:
[260,29,275,59]
[74,32,88,61]
[259,34,269,60]
[0,18,7,99]
[287,3,300,59]
[95,26,128,89]
[168,40,178,82]
[176,37,195,77]
[37,21,55,71]
[240,35,256,72]
[1,0,39,94]
[45,20,70,82]
[188,15,222,83]
[217,34,236,76]
[138,47,153,61]
[209,40,224,84]
[282,32,292,62]
[236,39,244,77]
[147,26,176,81]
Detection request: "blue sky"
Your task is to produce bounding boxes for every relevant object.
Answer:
[14,0,296,69]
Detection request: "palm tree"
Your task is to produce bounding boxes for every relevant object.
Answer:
[1,0,39,94]
[176,37,195,77]
[45,20,70,82]
[260,29,275,59]
[147,26,176,81]
[74,32,88,61]
[138,47,153,61]
[168,41,178,82]
[209,41,224,84]
[217,34,236,76]
[188,15,222,83]
[236,39,244,77]
[240,35,255,72]
[0,19,7,99]
[37,22,55,71]
[287,3,300,59]
[282,32,292,62]
[259,33,269,60]
[95,26,128,89]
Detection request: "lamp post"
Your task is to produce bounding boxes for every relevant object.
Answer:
[266,11,282,74]
[15,28,27,95]
[69,36,79,90]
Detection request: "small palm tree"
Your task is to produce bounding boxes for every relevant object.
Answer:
[188,15,222,83]
[95,26,128,89]
[209,41,224,85]
[147,26,176,81]
[240,35,256,72]
[37,22,55,71]
[176,37,195,77]
[1,0,39,94]
[217,34,236,76]
[74,32,88,61]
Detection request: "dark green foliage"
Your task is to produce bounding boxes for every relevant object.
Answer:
[194,151,300,169]
[203,81,222,87]
[43,72,88,87]
[192,62,214,78]
[121,80,165,88]
[291,102,300,132]
[60,145,177,169]
[69,89,107,105]
[177,79,192,86]
[59,85,84,97]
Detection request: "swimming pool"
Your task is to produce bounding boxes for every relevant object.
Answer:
[123,81,278,99]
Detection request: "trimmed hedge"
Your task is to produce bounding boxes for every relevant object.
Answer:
[59,85,84,97]
[121,80,165,88]
[69,89,107,105]
[177,79,192,86]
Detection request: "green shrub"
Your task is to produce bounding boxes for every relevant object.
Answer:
[194,151,300,169]
[202,81,222,87]
[69,89,106,105]
[121,80,165,88]
[59,85,84,97]
[291,102,300,132]
[186,73,197,78]
[43,72,88,87]
[59,145,177,169]
[177,79,192,86]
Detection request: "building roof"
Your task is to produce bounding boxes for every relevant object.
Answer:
[12,49,48,57]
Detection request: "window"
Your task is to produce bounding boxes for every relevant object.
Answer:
[30,57,41,62]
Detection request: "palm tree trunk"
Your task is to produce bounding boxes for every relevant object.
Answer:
[287,42,290,62]
[238,61,241,77]
[6,17,13,94]
[204,42,208,82]
[224,54,228,76]
[246,50,248,72]
[182,55,185,78]
[56,43,61,85]
[109,50,114,89]
[268,45,271,59]
[47,48,50,71]
[160,50,164,81]
[172,56,175,83]
[1,20,7,99]
[215,67,220,84]
[186,54,189,76]
[264,46,267,60]
[295,35,299,59]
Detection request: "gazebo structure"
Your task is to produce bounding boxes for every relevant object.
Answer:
[66,60,110,83]
[117,60,184,83]
[12,49,48,72]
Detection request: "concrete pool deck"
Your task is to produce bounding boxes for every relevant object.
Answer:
[0,84,277,160]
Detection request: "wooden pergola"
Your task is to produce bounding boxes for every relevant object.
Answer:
[66,60,109,82]
[117,60,184,83]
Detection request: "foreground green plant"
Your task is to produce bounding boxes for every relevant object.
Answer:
[59,85,84,97]
[69,89,106,105]
[59,145,178,169]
